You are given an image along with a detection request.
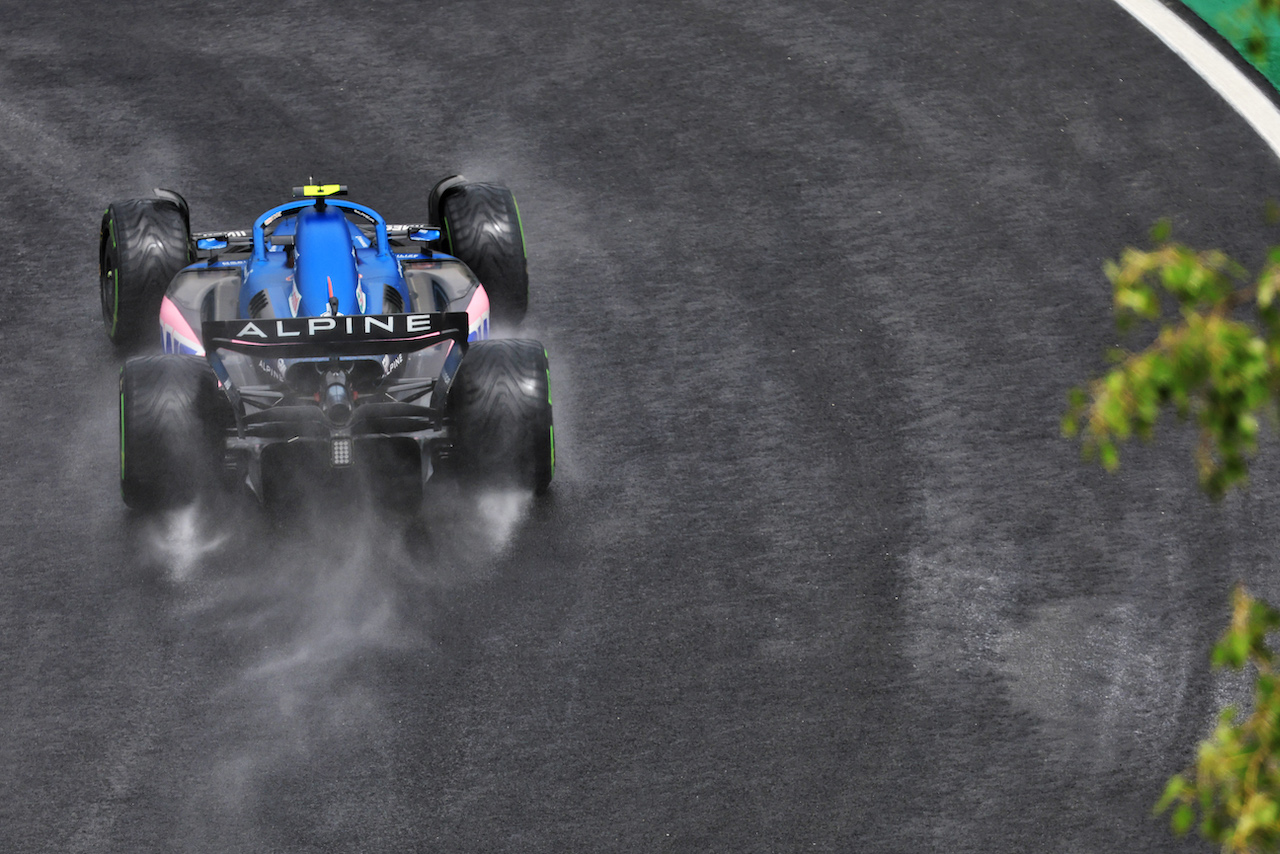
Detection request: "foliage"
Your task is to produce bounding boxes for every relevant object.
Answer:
[1240,0,1280,65]
[1064,3,1280,850]
[1062,220,1280,499]
[1063,221,1280,851]
[1156,586,1280,852]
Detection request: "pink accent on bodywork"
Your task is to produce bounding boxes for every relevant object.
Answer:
[159,296,205,355]
[466,286,491,337]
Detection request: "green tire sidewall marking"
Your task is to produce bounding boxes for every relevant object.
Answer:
[107,213,119,336]
[511,194,528,259]
[99,209,110,276]
[119,371,126,484]
[442,215,454,255]
[111,268,120,337]
[546,358,554,475]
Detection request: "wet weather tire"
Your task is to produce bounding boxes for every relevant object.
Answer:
[100,198,192,352]
[449,339,554,493]
[441,183,529,328]
[120,355,227,510]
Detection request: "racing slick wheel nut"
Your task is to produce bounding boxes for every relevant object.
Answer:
[322,370,353,425]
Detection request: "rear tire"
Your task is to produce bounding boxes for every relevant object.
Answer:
[100,197,192,352]
[120,355,228,510]
[449,339,554,493]
[440,183,529,328]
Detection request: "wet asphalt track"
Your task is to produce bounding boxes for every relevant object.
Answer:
[3,1,1280,851]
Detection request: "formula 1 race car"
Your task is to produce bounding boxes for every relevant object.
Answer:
[98,180,553,509]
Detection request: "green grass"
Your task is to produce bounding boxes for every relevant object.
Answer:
[1181,0,1280,90]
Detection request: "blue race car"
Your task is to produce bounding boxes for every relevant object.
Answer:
[99,180,553,509]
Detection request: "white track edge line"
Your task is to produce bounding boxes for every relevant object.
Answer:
[1113,0,1280,161]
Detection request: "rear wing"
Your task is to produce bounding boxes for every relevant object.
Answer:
[201,312,470,358]
[201,312,470,428]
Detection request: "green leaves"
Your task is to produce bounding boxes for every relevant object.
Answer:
[1214,589,1280,670]
[1064,224,1272,498]
[1158,587,1280,852]
[1069,221,1280,850]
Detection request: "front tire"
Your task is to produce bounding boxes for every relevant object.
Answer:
[448,339,554,493]
[120,355,228,510]
[440,183,529,328]
[100,197,192,352]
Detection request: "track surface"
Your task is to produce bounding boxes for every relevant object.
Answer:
[2,2,1279,851]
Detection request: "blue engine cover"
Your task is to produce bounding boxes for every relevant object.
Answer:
[295,206,360,316]
[235,200,412,319]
